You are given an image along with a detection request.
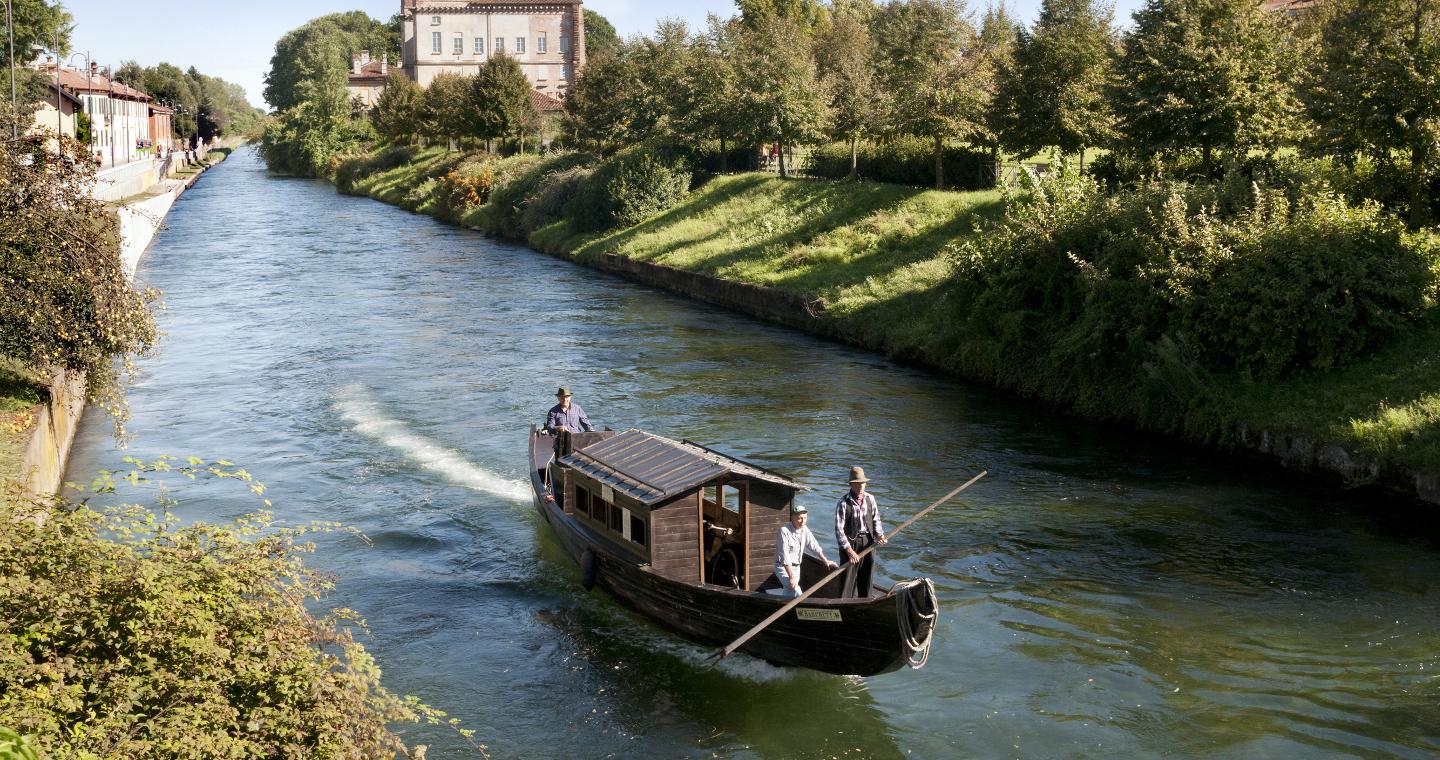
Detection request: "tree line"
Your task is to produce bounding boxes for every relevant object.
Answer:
[113,61,262,143]
[553,0,1440,225]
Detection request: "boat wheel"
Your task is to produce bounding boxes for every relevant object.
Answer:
[708,546,742,588]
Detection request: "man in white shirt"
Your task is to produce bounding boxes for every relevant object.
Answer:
[770,504,838,598]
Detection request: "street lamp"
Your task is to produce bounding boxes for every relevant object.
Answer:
[65,50,91,158]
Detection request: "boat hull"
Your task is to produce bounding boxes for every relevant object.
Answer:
[527,433,936,676]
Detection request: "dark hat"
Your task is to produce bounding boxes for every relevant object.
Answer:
[791,504,809,515]
[556,386,572,397]
[847,466,869,484]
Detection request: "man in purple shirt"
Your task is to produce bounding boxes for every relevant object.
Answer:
[545,386,593,434]
[835,465,886,598]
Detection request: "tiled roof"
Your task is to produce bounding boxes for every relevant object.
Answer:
[42,65,151,101]
[531,89,564,112]
[349,59,390,82]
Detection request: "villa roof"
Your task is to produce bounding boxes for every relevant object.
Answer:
[531,89,564,112]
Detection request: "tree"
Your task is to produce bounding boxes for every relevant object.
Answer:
[816,7,884,178]
[563,45,644,152]
[419,72,471,149]
[112,60,144,86]
[732,17,831,177]
[466,54,539,150]
[993,0,1116,171]
[0,126,157,437]
[0,0,71,68]
[872,0,994,189]
[371,70,423,144]
[629,19,697,143]
[978,2,1022,172]
[1111,0,1300,174]
[1304,0,1440,226]
[260,38,369,175]
[736,0,829,29]
[682,15,745,170]
[264,12,398,112]
[584,8,622,60]
[142,63,202,138]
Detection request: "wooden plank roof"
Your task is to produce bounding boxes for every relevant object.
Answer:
[559,429,803,506]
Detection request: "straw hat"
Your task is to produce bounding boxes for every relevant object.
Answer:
[847,466,869,484]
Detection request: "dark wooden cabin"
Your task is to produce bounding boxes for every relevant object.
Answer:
[555,429,802,592]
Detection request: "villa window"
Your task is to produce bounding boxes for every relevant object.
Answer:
[515,37,526,54]
[537,33,547,54]
[495,37,505,53]
[474,37,484,55]
[560,35,570,54]
[432,32,441,54]
[453,34,463,54]
[430,15,441,25]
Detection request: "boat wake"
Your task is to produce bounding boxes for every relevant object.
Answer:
[335,384,531,503]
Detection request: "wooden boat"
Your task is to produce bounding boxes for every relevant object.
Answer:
[527,426,939,676]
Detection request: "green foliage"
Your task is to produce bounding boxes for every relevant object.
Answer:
[815,10,881,171]
[472,153,595,237]
[562,48,641,153]
[420,72,471,147]
[1303,0,1440,227]
[437,162,496,221]
[948,171,1438,425]
[871,0,994,189]
[0,727,39,760]
[264,12,398,112]
[736,0,829,29]
[0,0,72,69]
[992,0,1116,159]
[261,12,393,176]
[0,136,158,440]
[584,9,622,60]
[567,145,693,230]
[807,138,993,189]
[371,71,423,144]
[1111,0,1301,172]
[0,459,482,758]
[732,17,831,176]
[465,55,539,144]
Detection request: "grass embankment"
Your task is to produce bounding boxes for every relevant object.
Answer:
[340,146,1440,486]
[0,361,42,484]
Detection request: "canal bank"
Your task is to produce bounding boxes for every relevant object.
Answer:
[335,147,1440,508]
[12,153,226,498]
[65,147,1440,757]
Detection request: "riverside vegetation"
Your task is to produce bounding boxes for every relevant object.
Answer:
[260,0,1440,499]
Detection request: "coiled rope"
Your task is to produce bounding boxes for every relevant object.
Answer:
[893,577,938,669]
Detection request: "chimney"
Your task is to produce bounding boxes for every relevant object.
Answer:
[381,53,389,75]
[351,54,360,75]
[360,50,371,66]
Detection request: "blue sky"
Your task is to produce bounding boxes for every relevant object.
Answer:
[60,0,1146,110]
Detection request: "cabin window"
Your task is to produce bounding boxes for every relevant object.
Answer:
[607,502,623,532]
[575,486,589,516]
[592,496,608,525]
[629,514,646,547]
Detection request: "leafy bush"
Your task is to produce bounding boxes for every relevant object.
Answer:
[807,138,994,190]
[402,177,439,212]
[335,145,417,194]
[474,153,595,237]
[522,164,595,233]
[566,145,692,231]
[949,171,1438,426]
[437,161,496,221]
[0,459,480,758]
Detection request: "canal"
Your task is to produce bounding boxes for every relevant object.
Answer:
[67,148,1439,759]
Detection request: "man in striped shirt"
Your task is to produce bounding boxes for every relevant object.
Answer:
[836,466,886,598]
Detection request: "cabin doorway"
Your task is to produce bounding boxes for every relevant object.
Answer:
[701,482,747,588]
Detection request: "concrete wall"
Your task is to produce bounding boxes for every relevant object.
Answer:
[93,158,161,202]
[18,370,86,500]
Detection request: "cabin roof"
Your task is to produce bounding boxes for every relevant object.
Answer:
[559,429,803,506]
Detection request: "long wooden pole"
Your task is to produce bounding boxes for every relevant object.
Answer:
[715,470,987,661]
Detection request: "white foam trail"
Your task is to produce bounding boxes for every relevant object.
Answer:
[336,384,532,503]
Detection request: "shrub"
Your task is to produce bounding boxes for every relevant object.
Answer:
[0,459,480,758]
[437,161,496,221]
[566,145,692,231]
[402,176,439,211]
[522,164,594,233]
[949,171,1438,425]
[807,138,994,190]
[477,153,592,237]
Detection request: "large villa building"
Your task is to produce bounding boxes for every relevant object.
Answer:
[397,0,586,95]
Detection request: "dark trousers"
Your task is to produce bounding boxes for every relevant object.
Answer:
[841,533,875,599]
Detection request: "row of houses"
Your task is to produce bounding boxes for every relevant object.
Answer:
[29,61,182,169]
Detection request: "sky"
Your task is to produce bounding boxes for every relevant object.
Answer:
[58,0,1147,111]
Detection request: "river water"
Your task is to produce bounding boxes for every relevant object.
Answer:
[66,148,1439,758]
